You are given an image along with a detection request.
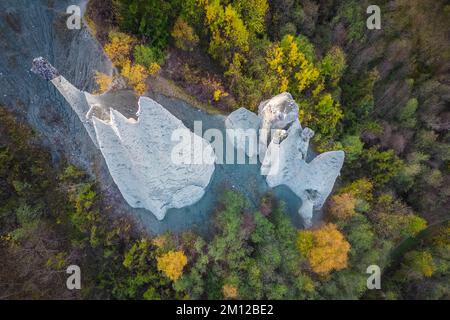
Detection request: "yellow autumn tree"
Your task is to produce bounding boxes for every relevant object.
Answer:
[120,60,148,95]
[148,62,161,76]
[267,34,320,95]
[222,284,238,299]
[94,71,113,94]
[104,31,135,67]
[234,0,269,34]
[297,223,350,275]
[157,250,188,281]
[204,1,250,66]
[266,34,344,136]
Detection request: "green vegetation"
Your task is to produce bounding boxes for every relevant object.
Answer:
[2,0,449,299]
[0,104,447,299]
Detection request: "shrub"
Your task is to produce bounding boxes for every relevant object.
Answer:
[94,71,113,94]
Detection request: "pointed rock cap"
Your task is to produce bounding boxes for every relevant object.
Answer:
[31,57,59,81]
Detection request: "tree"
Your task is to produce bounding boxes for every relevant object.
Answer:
[233,0,269,35]
[377,212,427,242]
[341,135,364,162]
[308,93,343,136]
[104,31,134,67]
[157,250,188,281]
[267,34,320,95]
[373,194,427,242]
[328,193,356,221]
[114,0,181,49]
[345,214,376,255]
[297,224,350,275]
[341,68,379,128]
[171,17,199,51]
[340,178,373,202]
[405,250,435,278]
[319,46,347,86]
[398,98,418,128]
[133,45,165,68]
[204,1,250,66]
[361,147,404,186]
[297,230,314,256]
[120,60,149,95]
[266,34,343,136]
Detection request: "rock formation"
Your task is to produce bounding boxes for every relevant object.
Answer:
[226,92,345,227]
[32,56,342,226]
[92,97,215,220]
[225,107,260,160]
[32,57,100,147]
[258,92,300,158]
[32,57,215,220]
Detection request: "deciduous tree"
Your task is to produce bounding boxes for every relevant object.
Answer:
[157,250,188,281]
[297,224,350,275]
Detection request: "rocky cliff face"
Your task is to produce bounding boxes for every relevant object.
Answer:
[0,0,112,170]
[226,92,345,227]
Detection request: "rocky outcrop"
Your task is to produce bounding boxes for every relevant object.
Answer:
[258,92,300,158]
[34,54,341,226]
[92,97,215,220]
[226,92,345,227]
[31,57,59,81]
[225,107,260,160]
[32,58,216,220]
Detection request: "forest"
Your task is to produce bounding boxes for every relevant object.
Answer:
[0,0,449,299]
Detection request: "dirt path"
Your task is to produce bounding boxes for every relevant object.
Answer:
[147,75,226,116]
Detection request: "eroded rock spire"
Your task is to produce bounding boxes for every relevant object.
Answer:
[32,57,216,220]
[226,92,345,227]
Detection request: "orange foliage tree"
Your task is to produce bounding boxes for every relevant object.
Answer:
[297,223,350,275]
[222,284,238,299]
[328,193,356,221]
[156,250,188,282]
